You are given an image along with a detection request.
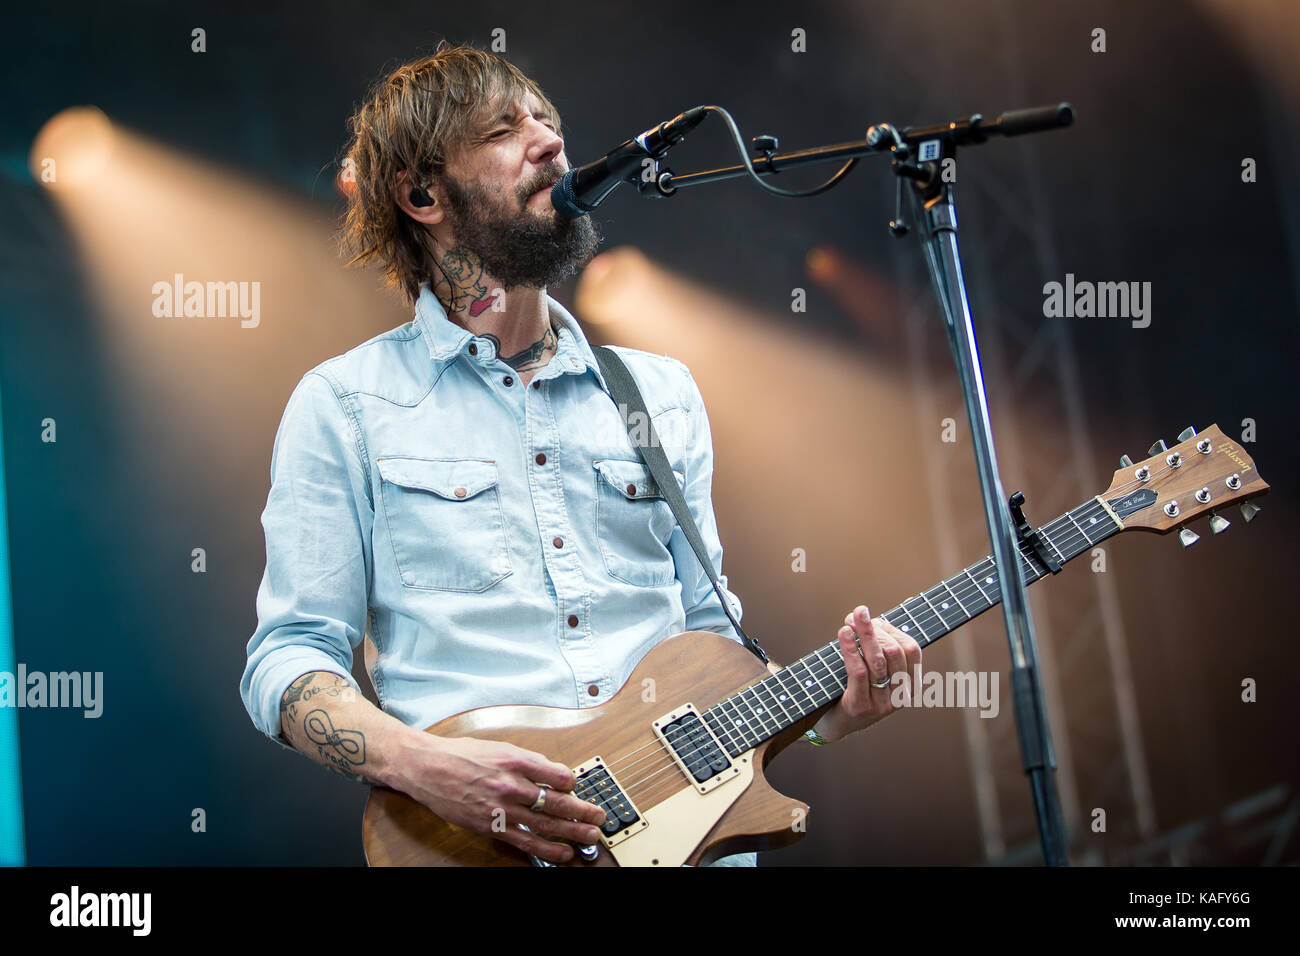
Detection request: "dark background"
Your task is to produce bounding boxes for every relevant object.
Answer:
[2,0,1297,865]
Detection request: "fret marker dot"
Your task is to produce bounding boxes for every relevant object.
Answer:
[804,680,813,687]
[941,602,949,609]
[734,719,744,727]
[1089,517,1097,524]
[902,625,910,632]
[779,694,787,701]
[985,576,993,584]
[756,707,764,714]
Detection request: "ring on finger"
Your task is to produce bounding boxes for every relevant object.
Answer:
[870,673,891,690]
[529,788,547,813]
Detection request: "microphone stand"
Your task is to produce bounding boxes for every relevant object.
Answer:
[646,103,1075,866]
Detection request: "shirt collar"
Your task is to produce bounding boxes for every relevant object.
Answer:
[414,282,608,392]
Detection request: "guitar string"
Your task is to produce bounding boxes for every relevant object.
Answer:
[604,501,1109,794]
[596,496,1115,795]
[599,494,1117,785]
[593,463,1197,797]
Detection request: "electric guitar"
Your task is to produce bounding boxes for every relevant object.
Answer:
[362,424,1267,866]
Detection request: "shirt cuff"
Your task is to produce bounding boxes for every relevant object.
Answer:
[243,648,362,747]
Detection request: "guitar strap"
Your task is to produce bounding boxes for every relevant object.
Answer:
[594,345,769,665]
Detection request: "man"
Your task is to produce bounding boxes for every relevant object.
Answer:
[239,43,921,866]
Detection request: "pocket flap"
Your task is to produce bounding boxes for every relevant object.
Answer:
[377,457,500,501]
[593,459,683,500]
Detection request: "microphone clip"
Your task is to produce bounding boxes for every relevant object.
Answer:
[635,159,677,199]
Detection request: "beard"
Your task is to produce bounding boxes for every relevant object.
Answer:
[438,165,602,291]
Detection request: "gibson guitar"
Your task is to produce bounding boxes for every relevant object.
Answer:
[362,424,1267,866]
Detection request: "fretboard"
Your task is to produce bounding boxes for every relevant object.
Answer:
[700,496,1123,757]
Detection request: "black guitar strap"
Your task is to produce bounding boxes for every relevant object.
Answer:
[594,345,769,665]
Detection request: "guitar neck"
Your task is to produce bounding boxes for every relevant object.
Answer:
[701,495,1125,756]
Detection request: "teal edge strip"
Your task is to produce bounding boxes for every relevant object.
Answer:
[0,376,26,864]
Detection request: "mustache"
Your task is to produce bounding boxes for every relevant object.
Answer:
[519,164,566,202]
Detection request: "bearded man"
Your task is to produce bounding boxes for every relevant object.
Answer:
[240,42,920,867]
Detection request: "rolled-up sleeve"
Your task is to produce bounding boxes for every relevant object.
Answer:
[240,370,372,745]
[667,361,745,647]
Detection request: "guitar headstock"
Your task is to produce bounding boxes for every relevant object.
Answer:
[1102,425,1269,542]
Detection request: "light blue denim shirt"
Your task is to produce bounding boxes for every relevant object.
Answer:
[240,284,754,866]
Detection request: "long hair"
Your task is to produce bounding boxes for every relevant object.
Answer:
[340,42,564,303]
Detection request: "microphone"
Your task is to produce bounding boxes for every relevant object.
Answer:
[550,106,707,219]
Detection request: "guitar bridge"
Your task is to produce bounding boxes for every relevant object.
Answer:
[652,704,741,794]
[571,757,646,847]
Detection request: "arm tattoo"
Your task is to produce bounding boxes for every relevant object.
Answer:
[279,673,375,785]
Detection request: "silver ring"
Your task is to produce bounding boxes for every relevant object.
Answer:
[529,788,547,813]
[870,675,891,690]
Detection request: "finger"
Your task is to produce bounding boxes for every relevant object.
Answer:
[877,631,909,704]
[837,626,869,682]
[537,789,608,828]
[508,748,578,791]
[495,825,575,865]
[852,609,890,685]
[514,807,604,847]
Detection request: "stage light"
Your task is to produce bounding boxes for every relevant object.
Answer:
[29,106,116,190]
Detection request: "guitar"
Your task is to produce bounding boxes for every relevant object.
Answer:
[362,424,1268,866]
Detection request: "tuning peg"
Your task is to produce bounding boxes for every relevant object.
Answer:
[1209,513,1231,534]
[1120,454,1133,468]
[1179,527,1200,547]
[1240,501,1261,523]
[1177,427,1197,442]
[1148,440,1168,456]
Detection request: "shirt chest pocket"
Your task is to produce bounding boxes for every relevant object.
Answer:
[376,457,513,592]
[593,458,683,588]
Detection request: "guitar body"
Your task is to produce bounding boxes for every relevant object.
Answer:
[362,631,825,866]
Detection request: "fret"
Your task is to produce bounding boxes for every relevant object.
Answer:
[811,645,848,697]
[701,710,734,753]
[918,588,959,635]
[895,602,929,642]
[939,579,972,620]
[709,702,743,755]
[905,595,944,639]
[1065,511,1092,548]
[701,499,1125,754]
[761,673,798,724]
[788,659,826,710]
[801,651,838,706]
[769,669,808,720]
[741,685,780,738]
[963,567,993,606]
[722,696,757,750]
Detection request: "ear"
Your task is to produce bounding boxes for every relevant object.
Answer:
[394,170,445,225]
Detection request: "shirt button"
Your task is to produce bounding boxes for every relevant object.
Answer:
[587,684,600,697]
[535,453,547,466]
[532,381,540,389]
[552,536,564,549]
[503,376,514,387]
[454,487,467,498]
[626,483,636,495]
[468,343,477,355]
[567,615,579,627]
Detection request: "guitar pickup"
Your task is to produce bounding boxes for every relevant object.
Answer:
[571,757,645,847]
[652,704,741,794]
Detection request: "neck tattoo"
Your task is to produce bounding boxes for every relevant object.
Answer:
[432,246,501,319]
[482,322,558,373]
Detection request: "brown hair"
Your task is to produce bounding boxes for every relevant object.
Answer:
[340,42,563,302]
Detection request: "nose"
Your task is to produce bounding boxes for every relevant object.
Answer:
[526,119,564,168]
